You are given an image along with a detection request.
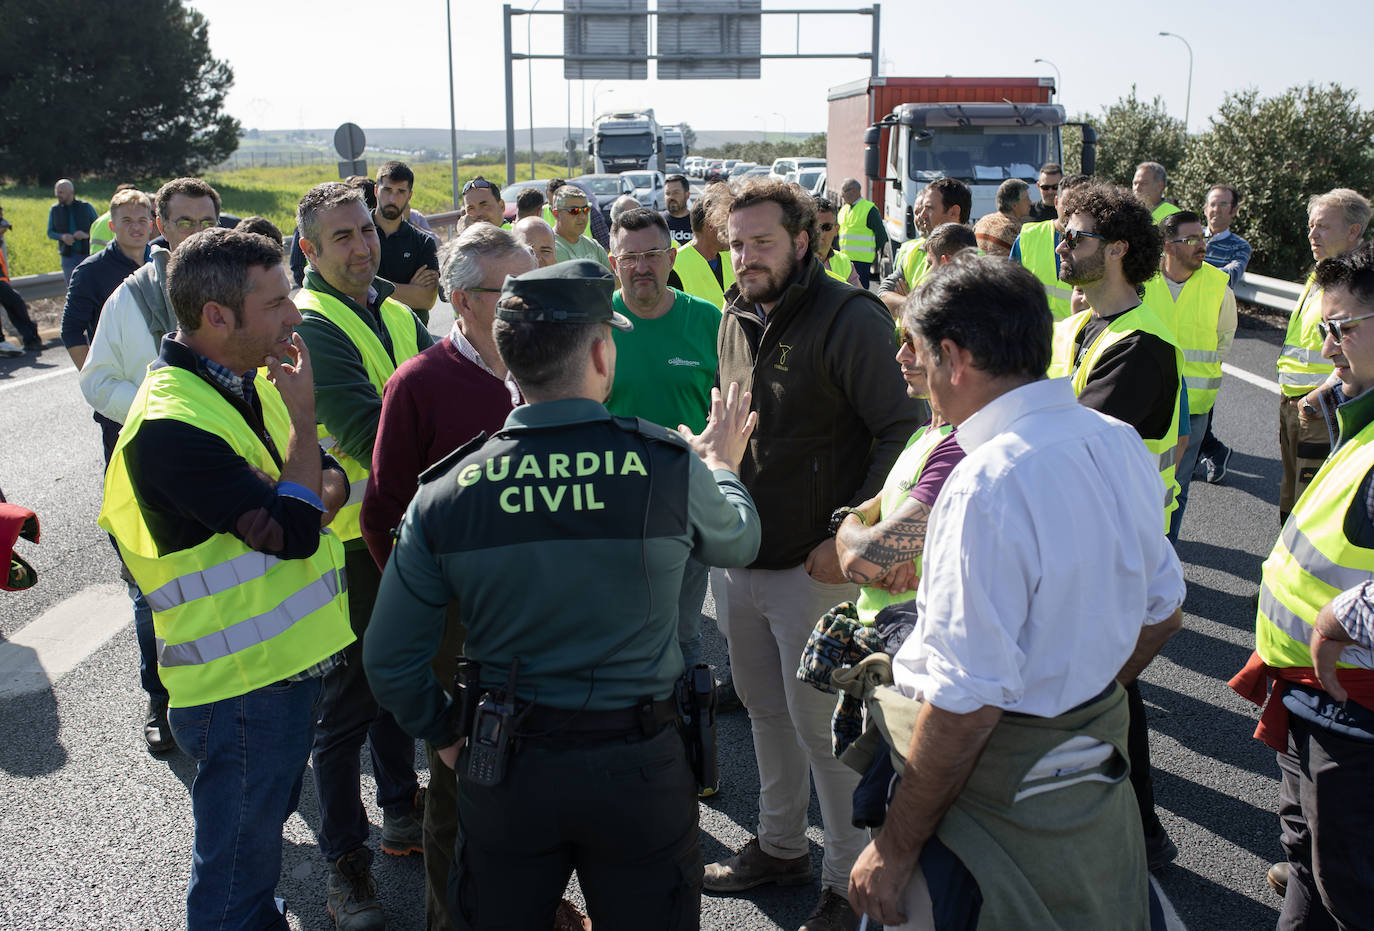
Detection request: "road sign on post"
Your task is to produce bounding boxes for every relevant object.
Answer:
[657,0,761,79]
[563,0,648,80]
[333,123,367,179]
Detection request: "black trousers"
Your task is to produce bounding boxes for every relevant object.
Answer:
[450,724,701,931]
[1125,681,1166,844]
[1276,714,1374,930]
[0,280,37,342]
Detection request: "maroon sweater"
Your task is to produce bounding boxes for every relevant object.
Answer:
[361,336,519,567]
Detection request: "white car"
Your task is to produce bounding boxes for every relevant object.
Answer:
[771,156,825,180]
[621,170,666,210]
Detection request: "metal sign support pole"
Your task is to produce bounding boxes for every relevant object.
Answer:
[503,4,517,186]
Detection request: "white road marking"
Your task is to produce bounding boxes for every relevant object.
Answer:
[0,583,130,696]
[1223,362,1281,396]
[0,366,76,394]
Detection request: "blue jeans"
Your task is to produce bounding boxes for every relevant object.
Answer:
[678,557,709,671]
[311,549,419,860]
[60,253,83,286]
[1167,411,1209,544]
[169,675,322,931]
[128,580,167,700]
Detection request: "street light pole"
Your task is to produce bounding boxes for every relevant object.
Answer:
[446,0,459,209]
[527,0,543,181]
[1158,31,1194,131]
[1033,58,1062,103]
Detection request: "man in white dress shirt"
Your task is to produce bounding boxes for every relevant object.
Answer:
[847,257,1186,929]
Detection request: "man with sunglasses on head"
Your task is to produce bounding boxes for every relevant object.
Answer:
[1277,189,1372,526]
[1230,241,1374,929]
[79,178,224,755]
[294,181,434,930]
[552,185,611,270]
[460,175,508,230]
[373,161,439,324]
[1027,162,1062,222]
[1143,210,1237,544]
[1047,182,1184,874]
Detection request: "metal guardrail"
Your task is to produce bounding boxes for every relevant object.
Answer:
[12,272,66,302]
[1234,271,1304,315]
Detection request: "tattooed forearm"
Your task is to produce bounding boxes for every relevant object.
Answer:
[836,499,933,584]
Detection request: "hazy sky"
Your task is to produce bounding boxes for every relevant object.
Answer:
[189,0,1373,136]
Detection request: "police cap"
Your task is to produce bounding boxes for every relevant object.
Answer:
[496,259,633,331]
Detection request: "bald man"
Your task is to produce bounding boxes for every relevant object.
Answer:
[512,217,558,268]
[48,179,97,285]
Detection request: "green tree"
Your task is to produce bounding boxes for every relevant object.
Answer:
[679,122,697,154]
[1092,86,1186,187]
[1175,84,1374,277]
[0,0,239,183]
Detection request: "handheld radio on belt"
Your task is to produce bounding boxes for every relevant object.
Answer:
[677,663,718,792]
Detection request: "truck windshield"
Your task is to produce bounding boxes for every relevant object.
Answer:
[598,133,653,157]
[908,127,1046,183]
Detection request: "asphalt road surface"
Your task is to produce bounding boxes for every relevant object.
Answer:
[0,295,1293,930]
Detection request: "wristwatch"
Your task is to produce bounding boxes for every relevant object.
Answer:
[828,506,866,535]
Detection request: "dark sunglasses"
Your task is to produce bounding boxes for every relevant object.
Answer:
[895,324,917,350]
[1317,312,1374,344]
[1039,182,1060,191]
[1062,228,1107,250]
[462,178,498,195]
[818,222,836,232]
[562,205,590,215]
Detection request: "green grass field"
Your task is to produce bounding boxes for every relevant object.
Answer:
[0,161,565,277]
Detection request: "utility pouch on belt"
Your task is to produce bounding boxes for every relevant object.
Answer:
[677,663,718,792]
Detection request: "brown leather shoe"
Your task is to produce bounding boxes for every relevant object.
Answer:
[798,888,860,931]
[703,837,811,893]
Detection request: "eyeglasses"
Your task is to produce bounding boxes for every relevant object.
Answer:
[1317,312,1374,344]
[818,223,836,232]
[613,248,672,266]
[462,178,497,195]
[895,324,917,350]
[1038,182,1060,191]
[172,218,217,231]
[1168,235,1208,247]
[464,286,504,294]
[1062,228,1107,250]
[561,205,590,215]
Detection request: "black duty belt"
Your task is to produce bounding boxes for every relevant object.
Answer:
[516,695,679,744]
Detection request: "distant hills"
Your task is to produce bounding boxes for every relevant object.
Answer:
[238,126,821,158]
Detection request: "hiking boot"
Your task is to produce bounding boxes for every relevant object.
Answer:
[143,697,177,755]
[1267,861,1289,897]
[798,887,860,931]
[326,847,386,930]
[380,786,425,857]
[703,837,810,893]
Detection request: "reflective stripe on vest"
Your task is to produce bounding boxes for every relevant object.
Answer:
[839,200,878,262]
[1141,264,1229,415]
[1257,414,1374,670]
[673,240,734,310]
[1050,305,1183,527]
[1276,277,1332,397]
[97,366,355,708]
[856,424,952,625]
[1017,220,1072,320]
[294,288,423,541]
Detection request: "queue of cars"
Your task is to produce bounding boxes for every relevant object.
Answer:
[682,155,826,195]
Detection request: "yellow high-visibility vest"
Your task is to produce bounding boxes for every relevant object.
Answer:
[1017,220,1072,320]
[673,240,735,310]
[825,251,854,284]
[1258,414,1374,670]
[99,366,354,708]
[839,199,879,263]
[294,288,422,541]
[1142,263,1230,415]
[1050,304,1184,528]
[1276,276,1333,398]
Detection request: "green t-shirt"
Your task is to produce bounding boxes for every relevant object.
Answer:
[554,231,610,269]
[606,288,722,434]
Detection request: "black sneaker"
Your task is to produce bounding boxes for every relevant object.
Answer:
[1204,446,1232,484]
[22,337,43,352]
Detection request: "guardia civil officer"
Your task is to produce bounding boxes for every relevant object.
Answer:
[363,259,762,931]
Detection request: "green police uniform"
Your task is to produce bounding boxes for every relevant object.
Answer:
[363,260,761,930]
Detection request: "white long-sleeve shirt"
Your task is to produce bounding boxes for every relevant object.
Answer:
[893,377,1186,717]
[79,250,171,424]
